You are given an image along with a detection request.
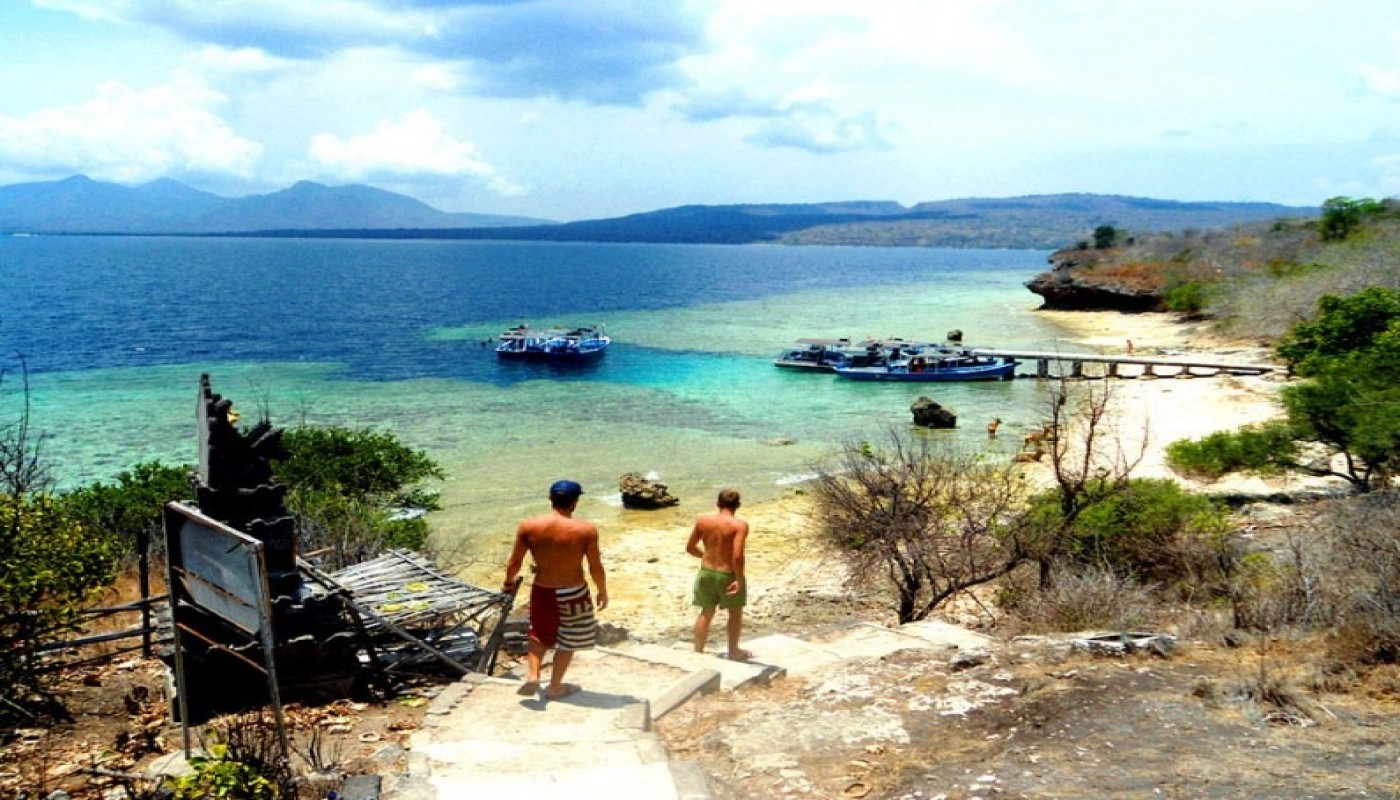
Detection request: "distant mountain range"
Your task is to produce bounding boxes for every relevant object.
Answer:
[0,175,1316,249]
[0,175,552,233]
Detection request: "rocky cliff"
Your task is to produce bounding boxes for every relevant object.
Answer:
[1025,247,1166,311]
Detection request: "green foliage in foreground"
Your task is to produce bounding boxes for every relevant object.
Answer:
[1024,478,1232,588]
[168,744,279,800]
[0,494,120,709]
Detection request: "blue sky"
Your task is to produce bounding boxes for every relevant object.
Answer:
[2,0,1398,220]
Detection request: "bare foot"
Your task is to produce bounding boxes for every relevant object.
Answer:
[516,680,540,696]
[545,682,582,700]
[725,649,753,661]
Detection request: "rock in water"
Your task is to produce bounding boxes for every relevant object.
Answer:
[619,472,681,509]
[910,396,957,428]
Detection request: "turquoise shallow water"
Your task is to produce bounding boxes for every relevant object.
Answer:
[0,237,1076,562]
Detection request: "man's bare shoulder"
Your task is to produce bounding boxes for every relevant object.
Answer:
[520,513,595,537]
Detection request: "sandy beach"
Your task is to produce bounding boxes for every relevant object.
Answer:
[478,310,1300,642]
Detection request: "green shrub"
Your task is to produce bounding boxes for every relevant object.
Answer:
[0,494,119,715]
[60,460,193,558]
[168,744,279,800]
[1025,478,1233,589]
[1163,280,1213,314]
[1165,422,1298,480]
[276,426,443,568]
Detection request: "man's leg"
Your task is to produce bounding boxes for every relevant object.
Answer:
[546,649,576,697]
[693,606,717,652]
[726,607,751,660]
[517,638,547,695]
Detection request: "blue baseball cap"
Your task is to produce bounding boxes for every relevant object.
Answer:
[549,479,584,500]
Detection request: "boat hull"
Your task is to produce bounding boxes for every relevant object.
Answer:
[834,360,1017,382]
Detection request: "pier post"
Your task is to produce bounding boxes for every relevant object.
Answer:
[1141,364,1156,378]
[1070,360,1084,379]
[1107,362,1119,378]
[1037,358,1050,379]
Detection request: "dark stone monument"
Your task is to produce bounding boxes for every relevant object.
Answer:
[166,376,361,720]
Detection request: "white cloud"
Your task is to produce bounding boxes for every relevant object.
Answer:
[307,109,523,195]
[0,77,260,182]
[1359,63,1400,98]
[178,45,299,83]
[410,64,465,93]
[747,110,888,154]
[1375,154,1400,194]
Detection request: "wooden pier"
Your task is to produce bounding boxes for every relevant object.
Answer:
[969,349,1280,380]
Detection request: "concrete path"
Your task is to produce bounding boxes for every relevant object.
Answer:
[388,621,993,799]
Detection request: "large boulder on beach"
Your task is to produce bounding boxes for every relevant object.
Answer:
[910,396,957,429]
[619,473,680,509]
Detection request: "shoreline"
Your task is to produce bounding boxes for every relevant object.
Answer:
[477,309,1301,640]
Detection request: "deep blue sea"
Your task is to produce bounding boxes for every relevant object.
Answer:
[1,235,1075,562]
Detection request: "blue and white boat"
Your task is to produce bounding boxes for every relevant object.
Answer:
[774,338,860,371]
[834,350,1017,382]
[496,324,610,361]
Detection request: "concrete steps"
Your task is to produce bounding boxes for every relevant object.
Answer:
[390,620,997,799]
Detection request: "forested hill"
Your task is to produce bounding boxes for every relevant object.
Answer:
[261,195,1312,249]
[0,175,1313,247]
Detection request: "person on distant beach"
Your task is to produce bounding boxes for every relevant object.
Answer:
[503,479,608,700]
[687,488,751,660]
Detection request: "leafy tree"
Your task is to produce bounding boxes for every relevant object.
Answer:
[276,426,442,505]
[1163,280,1211,315]
[810,430,1032,623]
[1276,287,1400,375]
[1093,224,1119,249]
[60,461,193,558]
[275,426,444,567]
[1319,196,1385,242]
[1,362,122,720]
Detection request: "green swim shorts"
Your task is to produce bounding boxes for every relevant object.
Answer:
[692,566,746,609]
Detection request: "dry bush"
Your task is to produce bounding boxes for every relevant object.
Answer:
[998,566,1155,634]
[1228,534,1327,634]
[810,430,1032,624]
[1312,492,1400,666]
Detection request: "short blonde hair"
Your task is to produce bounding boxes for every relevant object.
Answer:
[717,488,741,509]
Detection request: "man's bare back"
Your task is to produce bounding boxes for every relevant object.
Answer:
[512,512,599,588]
[688,512,748,573]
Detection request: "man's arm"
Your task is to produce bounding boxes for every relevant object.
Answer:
[585,528,608,610]
[726,522,748,595]
[503,526,530,590]
[685,522,704,559]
